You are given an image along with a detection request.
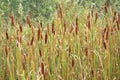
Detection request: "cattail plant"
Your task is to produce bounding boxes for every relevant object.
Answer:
[72,58,75,67]
[104,1,108,13]
[113,11,116,23]
[6,31,9,40]
[64,20,66,34]
[22,53,26,70]
[85,47,88,56]
[39,49,42,57]
[68,46,71,56]
[116,21,119,30]
[19,36,22,44]
[52,21,55,35]
[26,16,32,28]
[19,23,23,32]
[31,36,34,46]
[118,14,120,24]
[87,14,91,30]
[70,24,74,33]
[75,16,79,35]
[41,61,45,75]
[58,4,63,19]
[5,45,8,57]
[95,12,98,22]
[38,27,41,41]
[47,24,50,34]
[10,15,15,26]
[45,33,48,44]
[102,24,109,49]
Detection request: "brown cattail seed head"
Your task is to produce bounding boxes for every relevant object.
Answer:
[117,21,120,30]
[5,46,8,57]
[19,23,23,32]
[40,22,42,27]
[91,69,94,77]
[75,16,79,35]
[59,5,63,19]
[19,36,22,44]
[103,41,107,49]
[30,36,34,46]
[87,14,91,30]
[47,24,50,34]
[76,16,78,27]
[95,12,98,22]
[39,49,42,57]
[52,21,55,35]
[6,31,9,40]
[45,33,48,44]
[10,16,15,26]
[113,11,117,22]
[22,53,26,70]
[104,2,108,13]
[72,58,75,67]
[38,28,41,41]
[41,61,45,75]
[85,47,88,56]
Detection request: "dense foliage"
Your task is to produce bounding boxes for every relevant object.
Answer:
[0,0,120,23]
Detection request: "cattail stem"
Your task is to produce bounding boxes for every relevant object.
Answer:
[64,21,66,34]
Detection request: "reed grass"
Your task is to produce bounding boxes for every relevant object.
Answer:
[0,3,120,80]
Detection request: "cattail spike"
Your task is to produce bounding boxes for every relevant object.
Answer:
[41,61,45,75]
[39,49,42,57]
[87,14,91,30]
[5,46,8,57]
[52,21,55,35]
[59,4,63,19]
[117,21,120,30]
[85,47,88,56]
[10,16,15,26]
[104,2,108,13]
[95,12,98,22]
[19,23,23,32]
[38,28,41,41]
[30,36,34,46]
[76,16,79,35]
[45,33,48,44]
[6,31,9,40]
[72,58,75,67]
[47,24,50,34]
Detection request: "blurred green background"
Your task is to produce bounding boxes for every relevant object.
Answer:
[0,0,120,24]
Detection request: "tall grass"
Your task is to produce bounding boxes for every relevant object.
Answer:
[0,3,120,80]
